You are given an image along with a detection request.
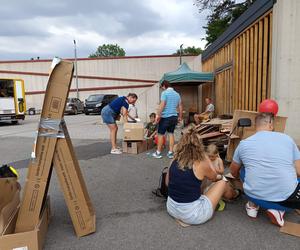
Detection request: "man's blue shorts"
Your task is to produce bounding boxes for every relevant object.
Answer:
[158,116,178,135]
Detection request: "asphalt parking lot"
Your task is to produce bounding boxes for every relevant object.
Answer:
[0,115,300,250]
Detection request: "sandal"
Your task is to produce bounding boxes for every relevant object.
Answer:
[152,188,165,198]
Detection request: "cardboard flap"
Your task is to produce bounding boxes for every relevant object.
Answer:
[0,190,20,235]
[280,221,300,237]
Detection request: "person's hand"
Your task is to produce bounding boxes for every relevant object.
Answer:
[155,115,161,124]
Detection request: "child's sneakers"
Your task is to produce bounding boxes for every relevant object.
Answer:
[152,151,162,159]
[245,201,259,218]
[266,209,285,227]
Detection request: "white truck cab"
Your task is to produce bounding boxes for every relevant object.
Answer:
[0,79,26,124]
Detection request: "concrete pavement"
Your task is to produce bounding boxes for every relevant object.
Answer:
[0,115,299,250]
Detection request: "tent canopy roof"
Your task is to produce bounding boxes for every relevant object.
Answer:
[159,62,214,85]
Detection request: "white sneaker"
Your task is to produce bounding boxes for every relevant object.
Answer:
[110,148,122,154]
[245,201,259,218]
[266,209,285,227]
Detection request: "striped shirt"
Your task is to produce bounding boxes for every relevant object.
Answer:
[161,87,181,118]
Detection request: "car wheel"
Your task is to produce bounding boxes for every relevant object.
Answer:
[85,112,89,115]
[28,108,36,115]
[11,120,19,125]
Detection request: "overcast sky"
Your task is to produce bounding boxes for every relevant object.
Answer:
[0,0,208,60]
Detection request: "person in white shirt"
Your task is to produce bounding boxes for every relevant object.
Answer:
[194,97,215,124]
[127,103,138,123]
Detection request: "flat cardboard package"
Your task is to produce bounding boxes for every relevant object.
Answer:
[122,140,148,154]
[0,178,20,235]
[15,58,96,237]
[0,197,50,250]
[123,123,144,141]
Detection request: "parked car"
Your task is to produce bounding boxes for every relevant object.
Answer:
[84,94,118,115]
[65,98,84,115]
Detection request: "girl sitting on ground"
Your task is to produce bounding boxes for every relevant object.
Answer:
[165,126,240,225]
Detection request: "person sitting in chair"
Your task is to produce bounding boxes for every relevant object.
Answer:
[194,97,215,125]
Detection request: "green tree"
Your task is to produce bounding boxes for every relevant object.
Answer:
[89,44,125,58]
[174,46,203,56]
[195,0,256,47]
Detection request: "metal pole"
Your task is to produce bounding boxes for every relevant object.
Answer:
[180,44,183,65]
[73,40,79,99]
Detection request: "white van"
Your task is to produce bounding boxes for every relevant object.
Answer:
[0,79,26,124]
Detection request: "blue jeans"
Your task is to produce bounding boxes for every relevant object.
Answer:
[240,167,299,211]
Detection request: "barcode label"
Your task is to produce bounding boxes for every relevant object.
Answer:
[49,97,61,113]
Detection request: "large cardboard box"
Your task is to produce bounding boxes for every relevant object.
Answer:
[0,197,50,250]
[122,140,148,154]
[0,178,20,235]
[15,58,96,237]
[123,123,144,141]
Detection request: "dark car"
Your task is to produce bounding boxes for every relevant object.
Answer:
[65,97,84,115]
[84,94,118,115]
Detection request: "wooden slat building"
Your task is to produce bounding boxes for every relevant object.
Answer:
[201,0,274,115]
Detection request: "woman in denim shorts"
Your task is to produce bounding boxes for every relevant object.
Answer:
[101,93,138,154]
[166,125,240,225]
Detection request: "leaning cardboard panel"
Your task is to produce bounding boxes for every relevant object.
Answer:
[226,110,287,161]
[15,58,96,237]
[0,197,50,250]
[15,59,73,233]
[53,122,96,237]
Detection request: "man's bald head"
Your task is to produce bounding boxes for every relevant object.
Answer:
[255,112,274,131]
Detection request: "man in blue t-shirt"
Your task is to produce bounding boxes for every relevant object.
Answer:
[230,112,300,227]
[101,93,138,154]
[152,80,182,159]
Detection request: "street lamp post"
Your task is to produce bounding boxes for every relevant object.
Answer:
[179,44,183,65]
[73,40,79,99]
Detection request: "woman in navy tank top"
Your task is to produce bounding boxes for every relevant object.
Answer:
[166,125,239,225]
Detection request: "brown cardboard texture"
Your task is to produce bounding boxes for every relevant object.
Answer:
[280,221,300,238]
[0,197,50,250]
[0,178,20,235]
[226,110,287,161]
[122,140,147,154]
[15,58,96,237]
[53,123,96,237]
[123,123,144,141]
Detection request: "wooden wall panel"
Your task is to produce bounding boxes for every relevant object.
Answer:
[201,10,272,115]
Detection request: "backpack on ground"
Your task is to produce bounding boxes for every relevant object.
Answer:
[152,167,168,199]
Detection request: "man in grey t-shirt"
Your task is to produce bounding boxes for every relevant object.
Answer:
[194,97,215,124]
[230,112,300,227]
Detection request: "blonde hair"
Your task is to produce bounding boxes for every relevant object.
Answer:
[206,144,219,156]
[174,125,206,170]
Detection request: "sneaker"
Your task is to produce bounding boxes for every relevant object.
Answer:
[110,148,122,154]
[266,209,285,227]
[152,151,162,159]
[245,201,259,218]
[167,151,174,159]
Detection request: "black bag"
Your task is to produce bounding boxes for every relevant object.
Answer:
[152,167,168,199]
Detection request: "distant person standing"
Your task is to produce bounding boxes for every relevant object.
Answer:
[152,80,182,159]
[127,103,138,123]
[101,93,138,154]
[194,97,215,124]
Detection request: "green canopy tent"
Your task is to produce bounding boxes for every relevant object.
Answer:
[159,62,214,85]
[159,63,214,123]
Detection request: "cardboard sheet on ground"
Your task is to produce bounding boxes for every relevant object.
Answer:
[15,58,96,237]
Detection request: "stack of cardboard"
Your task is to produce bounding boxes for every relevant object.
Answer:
[0,58,96,250]
[123,123,154,154]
